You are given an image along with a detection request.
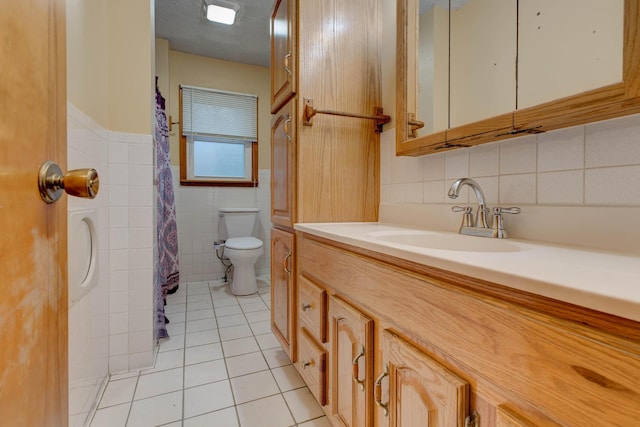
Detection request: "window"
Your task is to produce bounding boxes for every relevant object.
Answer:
[180,85,258,186]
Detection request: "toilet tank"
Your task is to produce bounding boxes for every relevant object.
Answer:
[219,208,260,238]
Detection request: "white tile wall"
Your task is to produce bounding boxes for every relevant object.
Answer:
[381,113,640,208]
[67,104,156,427]
[172,167,272,284]
[68,104,110,427]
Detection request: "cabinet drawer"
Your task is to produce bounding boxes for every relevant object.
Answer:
[297,327,327,406]
[299,276,327,342]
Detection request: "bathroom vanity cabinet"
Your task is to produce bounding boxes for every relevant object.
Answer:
[269,0,382,357]
[294,230,640,426]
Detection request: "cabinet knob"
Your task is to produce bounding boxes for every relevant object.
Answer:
[302,360,313,370]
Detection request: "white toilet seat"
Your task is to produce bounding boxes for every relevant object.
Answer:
[225,237,263,250]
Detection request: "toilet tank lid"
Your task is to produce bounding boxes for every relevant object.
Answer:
[219,207,259,213]
[225,237,263,250]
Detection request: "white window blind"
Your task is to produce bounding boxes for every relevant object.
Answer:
[181,85,257,140]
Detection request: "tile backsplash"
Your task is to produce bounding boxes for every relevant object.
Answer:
[381,113,640,207]
[380,113,640,252]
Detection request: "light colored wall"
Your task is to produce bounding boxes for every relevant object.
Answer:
[67,1,155,425]
[167,50,271,170]
[380,0,640,254]
[155,48,272,283]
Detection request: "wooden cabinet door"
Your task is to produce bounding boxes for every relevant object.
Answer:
[271,227,296,361]
[330,296,374,427]
[271,98,296,228]
[270,0,296,113]
[379,330,469,427]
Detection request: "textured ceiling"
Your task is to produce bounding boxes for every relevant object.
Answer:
[155,0,275,67]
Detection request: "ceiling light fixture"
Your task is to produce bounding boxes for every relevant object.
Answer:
[205,1,239,25]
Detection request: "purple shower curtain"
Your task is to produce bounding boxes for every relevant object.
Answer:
[155,79,180,340]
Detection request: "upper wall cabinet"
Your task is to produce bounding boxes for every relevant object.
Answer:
[397,0,640,156]
[271,0,297,113]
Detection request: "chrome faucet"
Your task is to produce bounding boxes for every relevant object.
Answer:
[448,178,490,228]
[448,178,520,238]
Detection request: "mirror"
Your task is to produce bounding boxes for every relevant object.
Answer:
[397,0,639,157]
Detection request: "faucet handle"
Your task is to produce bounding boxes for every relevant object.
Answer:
[452,205,473,228]
[493,207,521,215]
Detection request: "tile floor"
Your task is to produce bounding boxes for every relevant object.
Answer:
[89,279,331,427]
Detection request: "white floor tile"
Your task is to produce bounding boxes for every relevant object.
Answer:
[255,332,281,350]
[225,352,269,378]
[283,388,325,423]
[159,334,185,352]
[186,308,215,321]
[214,305,243,317]
[91,278,330,427]
[184,359,228,388]
[217,314,248,328]
[298,416,333,427]
[166,321,186,336]
[263,347,292,369]
[186,329,220,347]
[249,320,271,335]
[184,380,235,419]
[236,394,295,427]
[271,365,305,392]
[98,377,138,408]
[230,370,280,404]
[127,391,182,426]
[164,303,185,315]
[240,301,268,313]
[244,310,270,323]
[143,349,184,373]
[219,324,253,341]
[222,337,260,358]
[186,317,218,333]
[188,300,214,311]
[91,403,130,427]
[185,342,224,365]
[135,368,183,400]
[183,407,239,427]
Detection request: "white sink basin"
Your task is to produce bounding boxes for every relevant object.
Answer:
[366,229,521,253]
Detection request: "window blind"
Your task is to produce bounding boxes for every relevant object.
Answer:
[181,86,257,140]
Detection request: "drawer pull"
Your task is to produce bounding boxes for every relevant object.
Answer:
[283,253,292,275]
[375,364,389,417]
[301,303,312,311]
[352,346,366,391]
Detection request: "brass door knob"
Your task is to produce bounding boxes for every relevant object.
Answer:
[38,160,100,204]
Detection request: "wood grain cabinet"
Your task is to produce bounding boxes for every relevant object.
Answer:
[378,330,470,427]
[270,0,296,113]
[329,296,374,427]
[270,227,295,360]
[269,0,381,378]
[295,231,640,426]
[271,98,296,229]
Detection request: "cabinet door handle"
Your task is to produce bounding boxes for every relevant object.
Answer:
[374,364,389,417]
[284,116,292,142]
[283,253,292,275]
[302,359,313,369]
[284,52,292,77]
[301,303,311,311]
[352,346,366,391]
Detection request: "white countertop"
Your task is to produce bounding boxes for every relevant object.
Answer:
[294,222,640,323]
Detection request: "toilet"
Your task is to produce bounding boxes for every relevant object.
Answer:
[219,208,264,295]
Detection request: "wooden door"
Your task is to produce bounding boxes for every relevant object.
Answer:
[0,0,68,425]
[270,0,296,113]
[271,98,296,228]
[330,296,374,427]
[271,227,296,361]
[379,330,469,427]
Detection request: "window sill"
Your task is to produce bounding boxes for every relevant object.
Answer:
[179,179,259,188]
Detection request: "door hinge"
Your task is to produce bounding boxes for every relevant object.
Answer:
[465,411,480,427]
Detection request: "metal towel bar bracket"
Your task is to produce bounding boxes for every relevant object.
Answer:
[303,98,391,132]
